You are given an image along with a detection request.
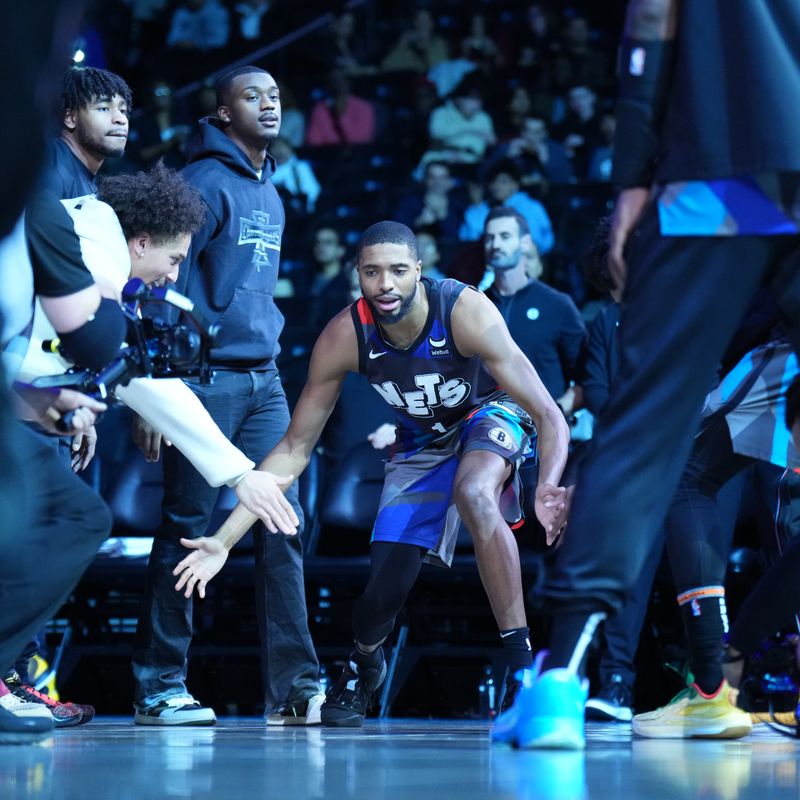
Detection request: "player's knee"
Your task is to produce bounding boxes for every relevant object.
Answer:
[453,478,497,523]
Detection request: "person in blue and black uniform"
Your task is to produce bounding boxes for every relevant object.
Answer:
[167,220,572,728]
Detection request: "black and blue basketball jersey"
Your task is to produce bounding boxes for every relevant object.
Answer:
[351,277,503,454]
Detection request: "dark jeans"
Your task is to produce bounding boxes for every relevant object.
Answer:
[132,368,319,708]
[541,199,800,616]
[0,424,111,675]
[7,426,74,682]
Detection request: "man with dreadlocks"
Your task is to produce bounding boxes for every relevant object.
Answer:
[40,66,132,199]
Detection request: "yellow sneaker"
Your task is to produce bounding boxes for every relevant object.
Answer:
[632,680,752,739]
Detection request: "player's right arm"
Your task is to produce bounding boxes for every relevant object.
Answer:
[173,308,359,597]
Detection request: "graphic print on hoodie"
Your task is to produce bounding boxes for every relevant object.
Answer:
[177,117,286,369]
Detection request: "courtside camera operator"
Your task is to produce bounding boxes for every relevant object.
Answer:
[0,194,118,742]
[19,162,297,515]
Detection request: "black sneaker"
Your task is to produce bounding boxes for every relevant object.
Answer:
[498,670,523,716]
[321,652,387,728]
[585,674,633,722]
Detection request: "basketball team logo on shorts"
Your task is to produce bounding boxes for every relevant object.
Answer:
[488,427,514,450]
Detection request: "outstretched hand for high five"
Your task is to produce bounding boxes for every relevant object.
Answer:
[173,537,229,598]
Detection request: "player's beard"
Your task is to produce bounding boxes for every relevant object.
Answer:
[367,281,418,326]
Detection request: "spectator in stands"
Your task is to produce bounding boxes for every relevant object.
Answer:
[277,85,305,149]
[557,14,611,91]
[315,11,375,77]
[514,3,557,69]
[309,226,348,298]
[586,113,616,183]
[483,206,585,412]
[427,41,480,99]
[129,81,191,169]
[416,230,447,282]
[311,253,358,335]
[305,71,376,146]
[166,0,230,51]
[396,78,440,164]
[231,0,272,48]
[460,160,554,255]
[382,9,449,73]
[419,75,495,172]
[484,116,573,189]
[552,85,604,178]
[394,161,466,241]
[498,86,534,140]
[270,137,320,215]
[460,13,503,69]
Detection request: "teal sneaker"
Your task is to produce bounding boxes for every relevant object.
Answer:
[516,668,588,749]
[492,651,588,750]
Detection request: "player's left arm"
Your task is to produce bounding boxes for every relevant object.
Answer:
[451,288,570,490]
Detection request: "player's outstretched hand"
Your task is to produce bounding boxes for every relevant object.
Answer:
[173,537,228,598]
[534,482,570,546]
[235,470,299,535]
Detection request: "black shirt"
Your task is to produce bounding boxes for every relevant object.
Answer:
[37,139,97,200]
[486,279,586,401]
[25,193,94,298]
[581,302,620,416]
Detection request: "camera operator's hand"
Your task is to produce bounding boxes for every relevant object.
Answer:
[13,384,106,436]
[132,414,172,462]
[234,470,299,535]
[71,425,97,472]
[173,536,228,598]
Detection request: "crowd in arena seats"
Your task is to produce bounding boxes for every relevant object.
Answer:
[95,1,620,320]
[70,0,624,520]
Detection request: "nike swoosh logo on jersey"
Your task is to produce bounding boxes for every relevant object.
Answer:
[428,336,447,348]
[369,349,388,359]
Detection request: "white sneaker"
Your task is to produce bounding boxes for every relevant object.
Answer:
[0,692,53,720]
[267,693,326,726]
[134,695,217,726]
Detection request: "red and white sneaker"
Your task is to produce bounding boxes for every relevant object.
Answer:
[5,673,93,727]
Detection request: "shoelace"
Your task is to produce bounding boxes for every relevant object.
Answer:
[17,684,62,709]
[163,696,198,708]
